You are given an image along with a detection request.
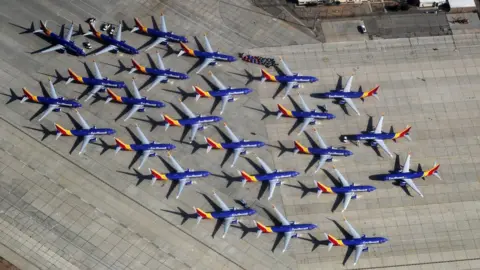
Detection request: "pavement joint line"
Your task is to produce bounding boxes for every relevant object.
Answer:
[356,257,480,269]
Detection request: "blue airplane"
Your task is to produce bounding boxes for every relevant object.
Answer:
[114,124,176,169]
[194,191,256,238]
[194,71,253,114]
[131,14,188,51]
[66,60,126,101]
[129,52,189,91]
[162,100,222,143]
[84,22,139,56]
[294,128,353,173]
[240,156,300,200]
[326,217,388,266]
[277,94,335,135]
[316,167,376,212]
[21,79,81,121]
[205,123,265,167]
[315,76,379,116]
[261,57,318,99]
[105,79,165,121]
[178,34,236,74]
[255,205,317,252]
[376,153,441,197]
[32,21,86,56]
[55,110,116,155]
[342,114,412,158]
[149,152,210,199]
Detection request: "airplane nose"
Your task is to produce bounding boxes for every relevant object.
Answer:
[294,172,300,177]
[109,129,116,135]
[328,114,336,119]
[311,78,318,83]
[347,150,353,156]
[311,224,318,229]
[169,145,176,150]
[249,209,257,215]
[382,237,388,243]
[215,116,223,122]
[258,142,265,147]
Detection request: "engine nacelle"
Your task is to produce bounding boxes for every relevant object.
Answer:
[291,233,298,238]
[231,219,239,225]
[362,247,369,252]
[370,141,378,147]
[275,181,282,186]
[352,194,358,200]
[198,126,206,131]
[290,221,297,225]
[99,88,107,93]
[308,120,316,126]
[292,84,300,89]
[161,79,168,83]
[138,108,145,113]
[240,150,247,155]
[228,97,235,102]
[338,99,346,105]
[326,157,333,162]
[399,180,406,187]
[186,180,193,186]
[89,137,97,143]
[209,61,217,66]
[53,108,61,112]
[149,152,157,157]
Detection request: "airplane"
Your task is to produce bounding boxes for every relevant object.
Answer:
[84,22,139,55]
[162,100,222,143]
[294,128,353,173]
[205,123,265,167]
[325,217,388,266]
[32,21,86,56]
[177,34,236,74]
[255,205,317,252]
[376,153,440,197]
[55,110,116,155]
[239,156,300,200]
[114,124,176,169]
[194,191,256,238]
[66,60,126,102]
[21,79,81,121]
[277,94,335,135]
[315,76,379,116]
[260,57,318,99]
[316,167,376,212]
[149,152,210,199]
[129,52,189,92]
[342,114,411,158]
[130,13,188,51]
[105,79,165,121]
[194,71,253,114]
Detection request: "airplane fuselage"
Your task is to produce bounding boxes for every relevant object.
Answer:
[94,33,139,54]
[145,28,188,43]
[270,223,317,233]
[318,91,364,99]
[380,171,425,181]
[206,88,252,98]
[291,110,336,120]
[177,116,222,126]
[69,128,116,137]
[35,96,82,108]
[330,185,376,194]
[80,77,126,88]
[144,67,189,80]
[42,31,86,56]
[341,237,388,246]
[253,171,300,182]
[346,132,396,141]
[307,147,353,157]
[207,208,256,219]
[191,50,236,62]
[274,75,318,84]
[118,97,165,108]
[166,170,210,181]
[220,140,265,150]
[129,143,176,152]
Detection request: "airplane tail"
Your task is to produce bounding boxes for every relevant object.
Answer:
[55,123,71,139]
[205,137,222,153]
[194,207,211,224]
[131,18,146,33]
[130,58,144,74]
[162,114,180,130]
[394,126,412,141]
[114,138,131,154]
[178,42,191,57]
[254,220,271,238]
[21,88,35,103]
[240,171,256,186]
[149,168,167,186]
[66,69,82,84]
[325,233,337,251]
[84,22,98,36]
[193,86,210,101]
[260,69,276,83]
[105,89,121,104]
[362,85,380,100]
[276,104,291,119]
[293,141,309,155]
[315,181,333,197]
[423,163,441,179]
[33,20,48,34]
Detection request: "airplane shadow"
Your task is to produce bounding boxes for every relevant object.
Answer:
[297,233,329,252]
[211,171,240,188]
[162,87,195,101]
[1,89,21,105]
[161,207,196,225]
[284,180,316,198]
[266,140,290,158]
[243,103,275,120]
[228,69,258,86]
[132,115,166,132]
[23,124,54,141]
[117,169,151,186]
[91,138,115,155]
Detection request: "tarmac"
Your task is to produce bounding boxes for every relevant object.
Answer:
[1,0,480,270]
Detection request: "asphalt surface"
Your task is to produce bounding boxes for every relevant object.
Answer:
[1,0,480,270]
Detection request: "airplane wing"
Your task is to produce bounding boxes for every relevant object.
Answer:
[160,13,168,33]
[315,155,330,173]
[283,82,295,98]
[79,135,93,155]
[145,38,167,51]
[224,124,239,142]
[196,58,215,74]
[179,101,196,118]
[402,154,411,173]
[209,72,227,90]
[123,105,143,121]
[333,167,350,187]
[353,244,365,266]
[404,178,424,197]
[344,76,353,92]
[146,75,168,92]
[223,217,233,238]
[131,79,142,99]
[280,58,293,76]
[313,129,328,149]
[298,94,311,112]
[48,79,58,99]
[93,61,103,79]
[256,156,273,174]
[190,124,200,143]
[231,148,243,167]
[267,179,278,201]
[344,98,360,116]
[168,152,185,173]
[94,44,118,56]
[220,96,229,115]
[374,139,393,158]
[65,22,74,41]
[283,231,293,252]
[344,219,361,238]
[76,110,91,129]
[297,118,312,135]
[157,52,166,70]
[38,104,59,121]
[272,205,290,226]
[38,44,65,54]
[374,116,384,134]
[138,150,151,169]
[85,85,103,102]
[204,35,214,53]
[135,124,150,144]
[342,192,354,212]
[115,22,122,41]
[212,192,230,211]
[176,178,187,199]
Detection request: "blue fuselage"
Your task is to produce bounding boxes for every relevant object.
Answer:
[346,132,396,141]
[270,223,317,233]
[208,208,256,219]
[318,91,364,99]
[118,97,165,108]
[97,33,139,54]
[342,237,388,246]
[70,128,116,137]
[46,32,86,56]
[291,110,336,120]
[81,77,126,89]
[379,172,424,181]
[130,143,176,152]
[178,116,222,126]
[220,140,265,150]
[36,96,82,108]
[166,170,210,181]
[144,67,189,80]
[254,171,300,182]
[208,88,252,98]
[307,147,353,157]
[275,75,318,84]
[192,50,236,62]
[330,185,376,194]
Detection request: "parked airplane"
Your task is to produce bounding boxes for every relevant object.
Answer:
[377,153,440,197]
[149,152,210,199]
[55,110,116,155]
[32,21,86,56]
[205,123,265,167]
[316,76,379,116]
[66,60,126,101]
[326,217,388,266]
[21,79,81,121]
[294,128,353,173]
[194,71,252,114]
[277,94,335,135]
[261,57,318,99]
[114,124,175,169]
[131,13,188,51]
[239,156,299,200]
[255,205,317,252]
[195,191,256,238]
[316,167,376,212]
[162,100,222,143]
[84,22,139,55]
[342,115,411,158]
[105,79,165,121]
[177,34,236,74]
[129,52,189,91]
